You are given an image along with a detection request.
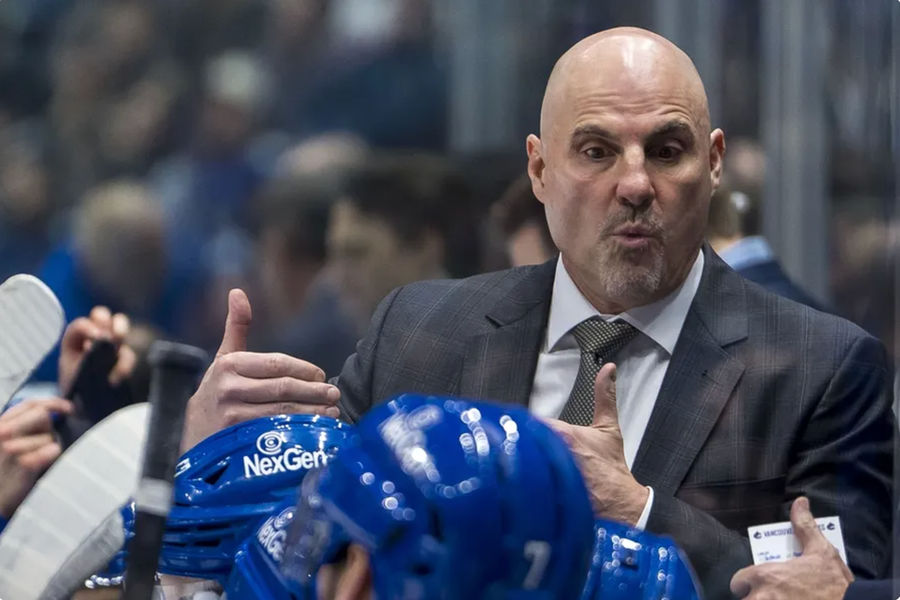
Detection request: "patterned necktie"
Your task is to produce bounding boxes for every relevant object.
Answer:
[558,318,639,426]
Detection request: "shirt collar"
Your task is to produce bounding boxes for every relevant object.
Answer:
[546,250,704,355]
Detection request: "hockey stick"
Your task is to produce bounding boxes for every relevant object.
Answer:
[122,341,208,600]
[0,274,65,410]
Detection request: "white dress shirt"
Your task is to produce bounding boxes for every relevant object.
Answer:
[529,250,704,528]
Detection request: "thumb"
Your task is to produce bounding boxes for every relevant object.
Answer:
[217,289,252,357]
[790,497,828,554]
[591,362,619,428]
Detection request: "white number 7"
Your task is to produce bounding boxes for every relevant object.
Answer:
[522,540,551,589]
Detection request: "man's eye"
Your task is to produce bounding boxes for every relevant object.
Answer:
[583,147,609,160]
[653,145,682,161]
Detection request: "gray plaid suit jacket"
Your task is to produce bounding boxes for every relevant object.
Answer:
[336,245,894,599]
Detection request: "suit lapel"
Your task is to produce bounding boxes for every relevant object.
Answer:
[632,247,748,494]
[458,259,555,407]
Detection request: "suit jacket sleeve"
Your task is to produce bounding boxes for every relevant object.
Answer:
[843,579,897,600]
[647,333,895,599]
[333,287,404,423]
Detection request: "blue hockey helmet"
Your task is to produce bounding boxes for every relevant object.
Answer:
[156,413,350,581]
[225,497,304,600]
[225,494,349,600]
[279,394,596,600]
[580,519,702,600]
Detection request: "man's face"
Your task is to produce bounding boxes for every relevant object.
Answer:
[327,200,432,320]
[528,41,723,312]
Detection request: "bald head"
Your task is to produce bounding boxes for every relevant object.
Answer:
[525,26,726,313]
[540,28,711,141]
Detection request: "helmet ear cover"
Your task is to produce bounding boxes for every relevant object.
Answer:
[157,414,350,581]
[226,468,357,600]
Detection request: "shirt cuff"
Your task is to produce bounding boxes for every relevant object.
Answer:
[634,486,654,530]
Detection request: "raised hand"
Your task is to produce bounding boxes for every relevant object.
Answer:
[58,305,136,394]
[546,363,649,525]
[181,289,340,451]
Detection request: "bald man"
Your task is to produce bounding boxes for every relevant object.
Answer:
[183,28,894,599]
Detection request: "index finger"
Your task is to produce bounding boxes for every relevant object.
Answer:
[226,352,327,382]
[60,317,104,353]
[111,312,130,344]
[89,306,113,333]
[0,397,73,424]
[0,398,74,440]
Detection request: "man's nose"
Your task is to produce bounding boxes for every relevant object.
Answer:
[615,148,654,209]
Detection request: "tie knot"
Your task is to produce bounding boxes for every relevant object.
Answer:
[570,317,638,358]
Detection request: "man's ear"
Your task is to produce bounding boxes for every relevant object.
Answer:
[333,544,373,600]
[526,134,547,204]
[709,129,726,192]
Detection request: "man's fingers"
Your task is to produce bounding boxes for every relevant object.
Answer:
[790,496,829,553]
[0,398,73,440]
[109,344,137,387]
[60,316,104,352]
[227,352,326,382]
[220,402,341,431]
[254,402,340,419]
[591,362,619,428]
[231,376,340,406]
[89,305,113,331]
[111,312,131,343]
[216,289,252,357]
[0,406,56,439]
[17,441,63,472]
[0,397,39,421]
[2,432,56,455]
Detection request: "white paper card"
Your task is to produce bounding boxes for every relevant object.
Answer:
[748,516,847,565]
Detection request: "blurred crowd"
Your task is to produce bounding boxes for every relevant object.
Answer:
[0,0,500,384]
[0,0,895,392]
